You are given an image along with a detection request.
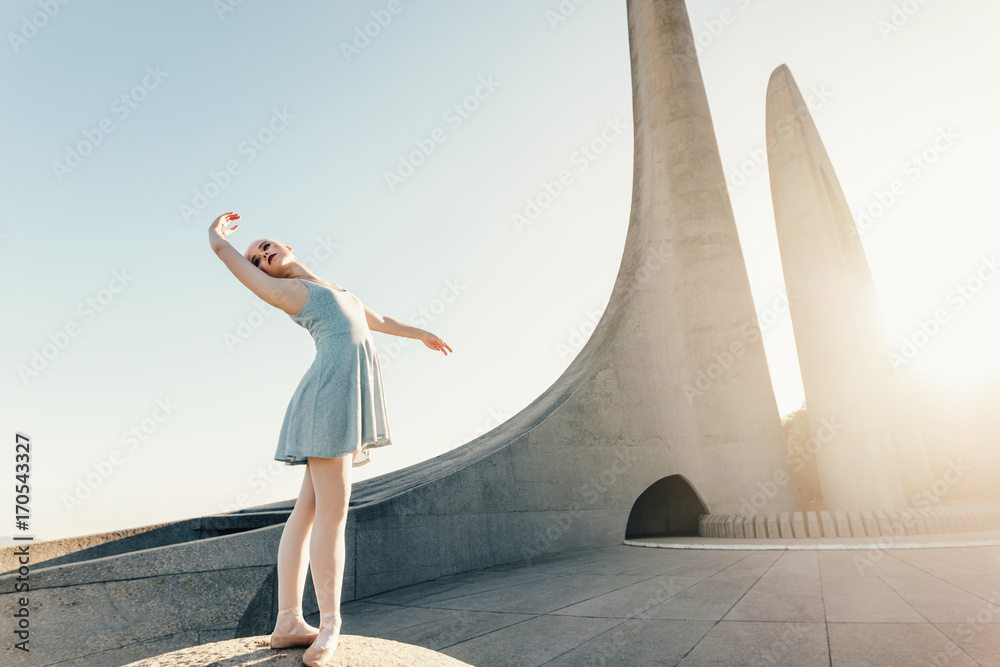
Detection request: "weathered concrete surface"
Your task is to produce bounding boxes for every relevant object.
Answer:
[0,510,289,574]
[766,64,936,510]
[122,635,472,667]
[0,524,288,667]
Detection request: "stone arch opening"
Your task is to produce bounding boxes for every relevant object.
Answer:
[625,474,707,538]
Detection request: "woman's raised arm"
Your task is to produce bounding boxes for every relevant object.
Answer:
[208,212,299,313]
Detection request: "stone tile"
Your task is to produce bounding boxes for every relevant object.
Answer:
[890,548,992,578]
[440,614,623,667]
[936,621,1000,666]
[660,551,751,578]
[722,575,825,623]
[615,551,709,576]
[711,551,782,578]
[382,609,538,651]
[828,622,978,666]
[542,619,715,666]
[422,573,648,614]
[821,577,925,623]
[882,576,999,623]
[336,602,458,635]
[551,575,703,619]
[362,569,550,606]
[678,621,829,666]
[937,574,1000,600]
[817,551,887,578]
[835,551,929,578]
[761,551,820,578]
[643,576,759,621]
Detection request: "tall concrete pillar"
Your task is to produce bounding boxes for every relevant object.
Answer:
[766,65,935,510]
[616,0,799,513]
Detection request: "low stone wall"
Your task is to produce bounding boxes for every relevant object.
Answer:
[0,522,287,667]
[0,510,290,574]
[698,503,1000,539]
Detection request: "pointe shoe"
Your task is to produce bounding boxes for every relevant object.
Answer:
[269,605,320,649]
[301,610,342,666]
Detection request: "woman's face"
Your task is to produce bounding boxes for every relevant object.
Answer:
[245,238,293,276]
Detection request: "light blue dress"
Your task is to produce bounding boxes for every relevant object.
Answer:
[274,278,393,467]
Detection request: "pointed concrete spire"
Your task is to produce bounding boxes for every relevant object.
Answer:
[355,0,801,533]
[766,64,935,510]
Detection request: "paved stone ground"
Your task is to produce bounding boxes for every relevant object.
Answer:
[321,543,1000,666]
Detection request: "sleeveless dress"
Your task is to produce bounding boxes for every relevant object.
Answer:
[274,278,393,467]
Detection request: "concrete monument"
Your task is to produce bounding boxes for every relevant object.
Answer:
[765,64,936,510]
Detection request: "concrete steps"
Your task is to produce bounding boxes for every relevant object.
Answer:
[697,503,1000,539]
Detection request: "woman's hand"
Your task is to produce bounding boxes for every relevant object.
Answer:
[208,212,240,253]
[421,331,453,356]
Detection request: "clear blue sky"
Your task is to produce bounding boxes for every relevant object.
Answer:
[2,0,996,542]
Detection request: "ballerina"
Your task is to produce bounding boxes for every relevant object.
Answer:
[208,212,451,664]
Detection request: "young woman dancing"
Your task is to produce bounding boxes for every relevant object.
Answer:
[208,212,452,665]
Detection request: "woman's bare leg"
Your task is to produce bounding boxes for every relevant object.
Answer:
[272,463,319,636]
[304,453,352,652]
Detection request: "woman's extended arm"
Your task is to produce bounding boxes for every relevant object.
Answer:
[363,305,453,356]
[208,212,299,313]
